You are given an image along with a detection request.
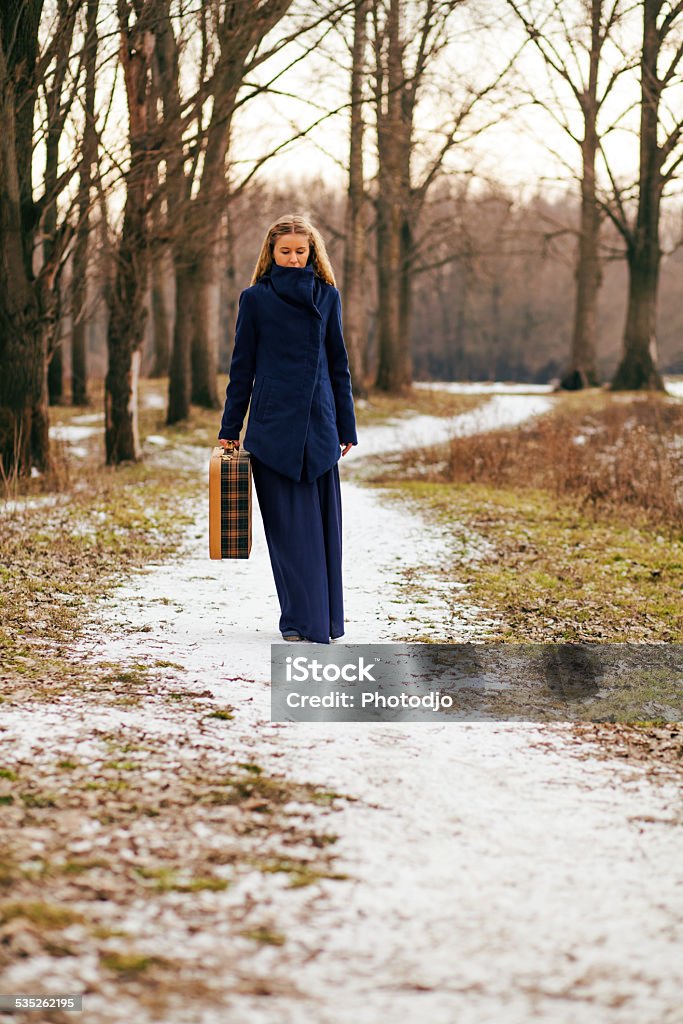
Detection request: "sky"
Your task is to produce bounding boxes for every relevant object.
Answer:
[226,0,654,201]
[37,0,683,224]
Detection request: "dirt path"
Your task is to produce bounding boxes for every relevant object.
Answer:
[2,394,682,1024]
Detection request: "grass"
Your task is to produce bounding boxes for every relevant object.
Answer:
[100,951,171,976]
[204,768,352,811]
[0,377,205,702]
[134,866,229,893]
[240,925,286,946]
[62,858,111,874]
[384,479,683,643]
[353,385,485,426]
[371,390,683,530]
[0,735,350,993]
[366,389,683,722]
[254,856,349,888]
[367,390,683,644]
[0,461,196,687]
[206,707,235,720]
[0,901,85,929]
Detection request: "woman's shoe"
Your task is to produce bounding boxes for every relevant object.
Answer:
[282,631,304,641]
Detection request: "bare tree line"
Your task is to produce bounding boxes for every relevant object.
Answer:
[506,0,683,391]
[197,174,683,380]
[1,0,682,481]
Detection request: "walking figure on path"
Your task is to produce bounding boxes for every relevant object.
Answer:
[218,213,358,644]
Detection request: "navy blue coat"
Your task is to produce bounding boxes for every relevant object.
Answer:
[218,263,358,483]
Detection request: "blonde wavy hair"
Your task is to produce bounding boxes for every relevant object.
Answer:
[250,213,337,286]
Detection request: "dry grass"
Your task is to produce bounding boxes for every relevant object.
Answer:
[382,479,683,643]
[353,385,485,425]
[374,392,683,531]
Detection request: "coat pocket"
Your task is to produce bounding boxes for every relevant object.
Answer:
[251,377,271,421]
[321,381,336,416]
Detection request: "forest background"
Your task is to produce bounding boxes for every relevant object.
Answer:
[1,0,682,477]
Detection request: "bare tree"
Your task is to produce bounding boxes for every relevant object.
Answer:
[44,0,81,405]
[0,1,44,478]
[0,0,79,478]
[71,0,99,406]
[506,0,630,390]
[371,0,413,393]
[605,0,683,390]
[148,241,173,378]
[145,2,173,380]
[342,0,370,396]
[411,184,582,381]
[105,0,156,463]
[165,0,297,425]
[370,0,513,392]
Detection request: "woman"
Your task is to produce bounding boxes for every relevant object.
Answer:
[218,214,358,644]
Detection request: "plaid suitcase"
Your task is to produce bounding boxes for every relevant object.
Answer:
[209,444,252,559]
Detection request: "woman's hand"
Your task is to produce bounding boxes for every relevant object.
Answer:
[340,443,353,456]
[219,438,240,449]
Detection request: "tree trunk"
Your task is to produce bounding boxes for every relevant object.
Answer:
[343,0,369,397]
[47,337,64,404]
[147,9,174,381]
[72,196,91,406]
[72,0,98,409]
[161,0,294,419]
[72,0,99,406]
[44,0,77,407]
[167,260,196,424]
[187,103,232,409]
[612,242,663,389]
[561,0,602,390]
[71,247,89,406]
[374,0,411,393]
[45,143,64,407]
[435,263,455,378]
[397,212,414,388]
[562,128,601,389]
[506,0,614,391]
[611,0,664,391]
[151,0,188,421]
[0,0,51,479]
[191,233,221,409]
[105,1,155,463]
[375,192,403,391]
[222,203,237,372]
[105,177,150,464]
[149,244,173,378]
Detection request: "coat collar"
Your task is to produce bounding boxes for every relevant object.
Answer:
[266,263,322,320]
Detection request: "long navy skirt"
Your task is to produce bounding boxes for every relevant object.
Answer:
[250,453,344,644]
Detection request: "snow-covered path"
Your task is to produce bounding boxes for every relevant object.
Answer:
[4,391,683,1024]
[351,391,554,456]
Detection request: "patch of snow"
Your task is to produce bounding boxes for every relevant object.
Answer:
[663,377,683,398]
[415,381,555,394]
[49,424,102,442]
[358,394,554,455]
[1,494,69,515]
[143,393,167,410]
[71,413,104,425]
